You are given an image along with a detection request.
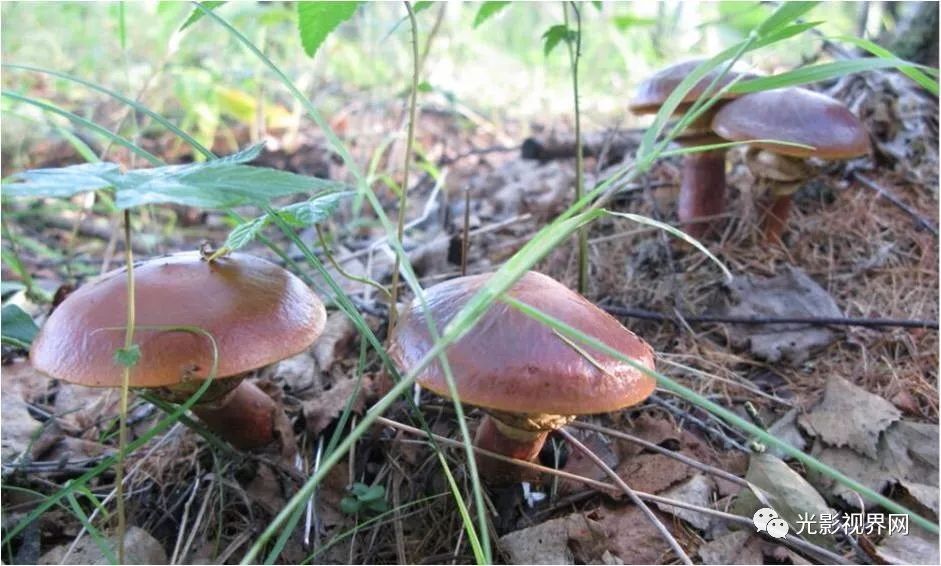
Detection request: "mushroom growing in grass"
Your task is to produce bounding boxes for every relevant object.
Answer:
[629,59,758,238]
[389,271,656,484]
[711,87,871,242]
[30,252,326,451]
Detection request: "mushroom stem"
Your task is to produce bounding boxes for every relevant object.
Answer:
[192,380,293,450]
[473,415,548,484]
[678,148,727,238]
[761,193,793,243]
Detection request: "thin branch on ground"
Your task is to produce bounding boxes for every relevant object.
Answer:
[570,420,749,488]
[557,427,693,565]
[603,304,940,330]
[853,171,939,236]
[375,416,852,565]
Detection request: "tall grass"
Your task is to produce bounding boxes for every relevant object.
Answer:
[2,2,938,564]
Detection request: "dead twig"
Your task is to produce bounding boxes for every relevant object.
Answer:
[853,172,939,236]
[603,304,940,330]
[570,420,748,488]
[557,427,693,565]
[375,416,852,565]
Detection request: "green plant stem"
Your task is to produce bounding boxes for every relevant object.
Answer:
[389,1,421,332]
[115,209,135,564]
[564,2,587,293]
[315,225,391,300]
[0,213,40,302]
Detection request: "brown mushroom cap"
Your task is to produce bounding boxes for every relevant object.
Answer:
[389,271,656,416]
[30,252,326,388]
[711,87,871,159]
[629,59,757,115]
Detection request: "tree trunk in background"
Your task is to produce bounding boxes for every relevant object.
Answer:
[885,2,939,67]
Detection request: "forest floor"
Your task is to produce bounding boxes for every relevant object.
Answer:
[1,69,938,564]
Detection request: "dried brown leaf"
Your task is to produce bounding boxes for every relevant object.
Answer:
[798,374,901,458]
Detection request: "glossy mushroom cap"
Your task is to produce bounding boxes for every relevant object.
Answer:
[390,271,656,416]
[711,87,871,159]
[629,59,757,115]
[31,252,326,388]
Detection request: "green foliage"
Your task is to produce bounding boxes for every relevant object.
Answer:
[297,1,361,57]
[2,144,346,210]
[0,304,39,348]
[224,190,352,252]
[755,1,818,36]
[541,24,576,56]
[340,483,389,515]
[412,2,433,15]
[472,1,511,28]
[611,13,656,30]
[731,57,939,95]
[2,163,120,199]
[180,1,227,31]
[113,345,141,368]
[831,35,939,95]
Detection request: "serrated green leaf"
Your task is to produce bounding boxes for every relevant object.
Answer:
[542,24,576,57]
[4,145,344,209]
[113,344,141,368]
[223,191,352,251]
[113,164,345,209]
[412,1,433,14]
[416,80,433,93]
[473,1,511,28]
[1,304,39,348]
[224,217,267,252]
[297,1,360,58]
[211,141,266,165]
[180,1,226,31]
[2,162,119,199]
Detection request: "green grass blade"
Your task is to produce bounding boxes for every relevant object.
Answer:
[2,64,216,159]
[0,377,216,545]
[755,1,818,36]
[193,4,494,560]
[731,58,938,94]
[1,91,163,166]
[501,296,940,536]
[436,452,485,563]
[65,489,117,565]
[829,35,940,95]
[604,210,732,281]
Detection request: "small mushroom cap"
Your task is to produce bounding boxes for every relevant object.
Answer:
[711,87,871,159]
[629,59,757,115]
[30,252,326,388]
[390,271,656,416]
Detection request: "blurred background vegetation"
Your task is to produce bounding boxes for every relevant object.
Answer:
[1,1,903,170]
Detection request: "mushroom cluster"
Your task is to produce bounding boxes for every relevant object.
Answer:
[711,87,872,241]
[631,63,871,241]
[629,59,757,238]
[390,271,656,484]
[30,252,326,450]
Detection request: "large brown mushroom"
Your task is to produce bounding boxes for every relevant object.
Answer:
[630,59,758,238]
[389,271,656,484]
[711,87,871,241]
[30,252,326,450]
